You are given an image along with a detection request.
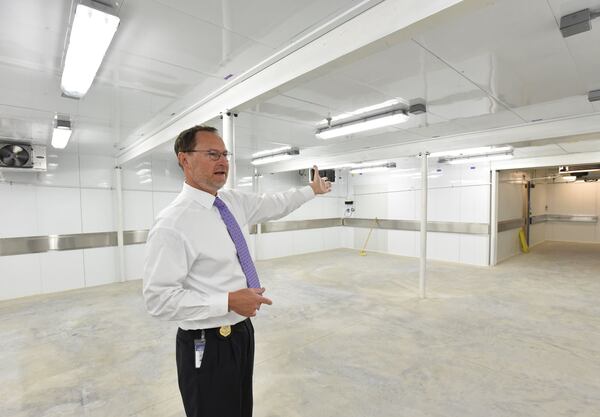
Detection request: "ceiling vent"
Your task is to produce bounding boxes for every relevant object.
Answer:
[0,143,47,171]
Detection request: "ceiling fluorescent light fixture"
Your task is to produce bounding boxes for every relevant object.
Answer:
[61,2,120,98]
[51,116,72,149]
[319,99,402,125]
[429,146,513,158]
[350,162,396,174]
[316,101,409,140]
[251,146,299,166]
[445,152,514,165]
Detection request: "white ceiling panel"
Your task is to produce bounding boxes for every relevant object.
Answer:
[414,0,593,121]
[555,137,600,153]
[154,0,365,49]
[0,0,68,73]
[110,0,272,78]
[513,144,566,158]
[547,0,600,91]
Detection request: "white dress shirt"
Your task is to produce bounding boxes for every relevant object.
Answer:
[143,182,315,330]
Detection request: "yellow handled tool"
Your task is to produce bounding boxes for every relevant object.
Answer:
[519,227,529,253]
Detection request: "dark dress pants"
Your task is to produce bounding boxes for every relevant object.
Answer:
[176,318,254,417]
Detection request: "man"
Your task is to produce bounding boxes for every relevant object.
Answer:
[142,125,331,417]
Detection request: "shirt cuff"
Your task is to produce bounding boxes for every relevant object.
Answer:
[301,185,316,200]
[208,292,229,318]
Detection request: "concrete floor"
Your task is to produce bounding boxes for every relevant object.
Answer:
[1,241,599,417]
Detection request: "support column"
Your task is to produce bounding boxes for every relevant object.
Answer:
[419,152,429,298]
[222,111,236,189]
[115,166,125,282]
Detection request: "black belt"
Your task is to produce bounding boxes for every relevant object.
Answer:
[179,318,250,340]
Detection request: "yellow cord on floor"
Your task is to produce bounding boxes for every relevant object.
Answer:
[359,217,380,256]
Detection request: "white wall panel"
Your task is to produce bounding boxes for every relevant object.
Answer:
[428,187,460,222]
[353,186,388,218]
[388,230,418,257]
[426,232,460,263]
[123,190,154,230]
[460,163,491,185]
[36,187,82,235]
[497,229,521,262]
[80,188,115,232]
[322,227,342,251]
[0,183,38,238]
[340,227,354,249]
[388,190,416,220]
[497,180,523,221]
[547,182,596,215]
[124,244,146,280]
[79,155,115,189]
[122,158,153,191]
[256,231,293,260]
[152,192,178,219]
[353,228,387,253]
[37,152,80,187]
[459,234,489,266]
[152,158,183,191]
[547,223,596,243]
[0,253,42,300]
[83,247,118,287]
[291,229,324,255]
[529,223,546,247]
[40,250,85,293]
[459,185,490,223]
[545,181,598,243]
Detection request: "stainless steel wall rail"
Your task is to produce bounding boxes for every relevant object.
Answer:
[1,230,146,256]
[498,214,598,233]
[260,218,343,233]
[342,218,490,234]
[497,218,524,233]
[1,218,492,256]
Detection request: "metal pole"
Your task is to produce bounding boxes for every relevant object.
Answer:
[222,111,236,189]
[115,166,125,282]
[419,152,429,298]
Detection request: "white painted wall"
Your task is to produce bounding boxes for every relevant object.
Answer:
[253,169,347,260]
[496,170,526,262]
[348,159,491,266]
[538,181,600,243]
[0,151,182,300]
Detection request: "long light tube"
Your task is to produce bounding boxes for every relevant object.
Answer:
[51,117,72,149]
[251,146,292,158]
[251,146,299,166]
[350,162,396,174]
[317,99,402,125]
[316,112,409,139]
[446,152,513,165]
[251,154,293,165]
[61,3,120,98]
[429,146,513,158]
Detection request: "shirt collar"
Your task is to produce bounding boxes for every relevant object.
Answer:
[181,182,216,209]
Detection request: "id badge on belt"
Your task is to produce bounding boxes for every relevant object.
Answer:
[194,330,206,369]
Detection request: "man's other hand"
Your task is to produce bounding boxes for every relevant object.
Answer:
[228,288,273,317]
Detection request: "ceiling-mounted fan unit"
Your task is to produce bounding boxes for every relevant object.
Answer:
[0,143,47,172]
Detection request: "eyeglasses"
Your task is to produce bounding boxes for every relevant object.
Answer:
[186,149,232,161]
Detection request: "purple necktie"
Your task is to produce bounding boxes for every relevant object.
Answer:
[213,197,261,288]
